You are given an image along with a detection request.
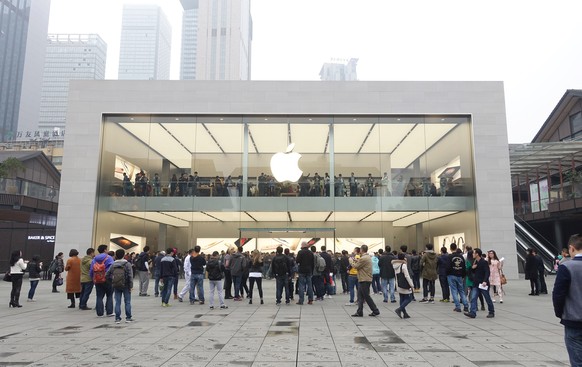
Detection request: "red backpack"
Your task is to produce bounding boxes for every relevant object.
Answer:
[93,258,107,284]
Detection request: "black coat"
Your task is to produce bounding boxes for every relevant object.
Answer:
[378,253,396,279]
[524,254,538,280]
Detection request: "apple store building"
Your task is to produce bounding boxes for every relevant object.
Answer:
[55,81,517,276]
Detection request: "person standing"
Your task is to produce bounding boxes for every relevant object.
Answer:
[371,251,381,295]
[295,241,314,305]
[320,246,334,298]
[419,244,438,304]
[160,248,178,307]
[379,246,397,303]
[525,248,539,296]
[272,246,290,305]
[152,251,164,297]
[65,249,82,309]
[393,252,414,319]
[26,255,42,302]
[229,246,244,301]
[345,247,360,306]
[206,251,227,309]
[79,248,95,310]
[437,246,450,303]
[339,250,350,294]
[223,247,233,299]
[8,250,27,308]
[90,244,114,317]
[189,246,206,305]
[351,245,380,317]
[50,252,64,293]
[136,246,150,296]
[248,250,264,305]
[178,249,193,302]
[106,249,134,324]
[464,248,495,319]
[552,234,582,367]
[448,243,469,313]
[534,250,548,294]
[487,250,504,303]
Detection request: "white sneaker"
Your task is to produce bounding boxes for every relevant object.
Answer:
[493,300,496,303]
[345,302,354,306]
[500,299,503,304]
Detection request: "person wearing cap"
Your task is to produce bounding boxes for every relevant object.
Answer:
[295,241,314,305]
[553,234,582,367]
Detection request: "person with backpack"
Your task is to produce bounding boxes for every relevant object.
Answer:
[135,246,150,296]
[295,241,314,305]
[206,251,227,309]
[409,249,421,291]
[378,246,397,303]
[49,252,64,293]
[311,246,325,301]
[106,249,134,324]
[229,246,244,301]
[393,252,415,319]
[284,248,296,300]
[90,244,114,317]
[271,246,289,305]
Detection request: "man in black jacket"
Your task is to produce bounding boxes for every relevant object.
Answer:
[272,246,290,305]
[320,246,334,298]
[464,248,494,318]
[295,241,314,305]
[448,243,469,312]
[339,250,350,294]
[378,247,396,303]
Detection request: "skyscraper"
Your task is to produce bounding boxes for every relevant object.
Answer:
[180,0,252,80]
[0,0,51,142]
[319,58,359,81]
[38,34,107,132]
[118,4,171,80]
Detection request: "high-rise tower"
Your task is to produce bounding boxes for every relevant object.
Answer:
[118,4,171,80]
[38,34,107,132]
[180,0,252,80]
[0,0,51,141]
[319,58,359,81]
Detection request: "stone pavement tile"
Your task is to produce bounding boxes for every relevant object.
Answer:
[296,351,340,362]
[164,350,218,362]
[378,351,426,363]
[205,361,252,367]
[418,352,479,367]
[161,362,208,367]
[517,361,569,367]
[341,361,388,367]
[221,337,264,352]
[459,351,515,362]
[261,341,298,352]
[296,363,343,367]
[338,350,386,364]
[210,351,257,362]
[407,343,453,353]
[252,362,296,367]
[254,349,296,362]
[532,349,571,364]
[499,351,562,362]
[298,341,336,352]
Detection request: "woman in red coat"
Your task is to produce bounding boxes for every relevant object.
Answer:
[65,249,82,308]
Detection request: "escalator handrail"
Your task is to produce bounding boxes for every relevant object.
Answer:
[515,220,555,259]
[515,216,556,249]
[515,236,553,272]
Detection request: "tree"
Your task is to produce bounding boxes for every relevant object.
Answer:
[0,157,25,179]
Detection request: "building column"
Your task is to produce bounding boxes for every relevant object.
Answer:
[554,220,563,253]
[158,223,167,251]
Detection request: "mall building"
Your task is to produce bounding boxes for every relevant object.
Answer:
[54,81,517,277]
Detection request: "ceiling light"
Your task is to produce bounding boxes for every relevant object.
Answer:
[308,118,312,121]
[441,118,445,121]
[397,118,401,121]
[264,118,268,121]
[175,118,179,121]
[220,118,224,121]
[130,117,134,121]
[353,118,357,121]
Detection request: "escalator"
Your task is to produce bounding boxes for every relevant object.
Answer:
[515,218,555,273]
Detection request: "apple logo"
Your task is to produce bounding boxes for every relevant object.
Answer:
[270,143,303,182]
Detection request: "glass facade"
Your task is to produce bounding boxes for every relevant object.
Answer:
[0,0,31,141]
[95,114,478,254]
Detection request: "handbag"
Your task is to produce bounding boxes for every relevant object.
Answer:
[56,276,63,286]
[3,269,11,282]
[396,265,409,289]
[500,271,507,285]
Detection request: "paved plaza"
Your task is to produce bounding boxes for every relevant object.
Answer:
[0,276,570,367]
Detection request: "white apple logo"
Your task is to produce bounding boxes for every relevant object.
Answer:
[270,143,303,182]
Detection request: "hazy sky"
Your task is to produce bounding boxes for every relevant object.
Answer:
[48,0,582,143]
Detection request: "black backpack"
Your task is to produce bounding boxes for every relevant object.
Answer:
[111,265,127,289]
[272,256,288,277]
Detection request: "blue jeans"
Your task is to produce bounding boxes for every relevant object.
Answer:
[28,280,39,300]
[190,273,205,302]
[275,275,289,303]
[398,293,412,311]
[372,274,381,294]
[565,326,582,367]
[381,277,396,302]
[94,282,113,316]
[348,275,359,303]
[232,275,242,298]
[448,275,468,310]
[114,288,132,321]
[161,277,174,304]
[312,274,324,298]
[79,281,94,308]
[297,273,313,304]
[469,286,494,316]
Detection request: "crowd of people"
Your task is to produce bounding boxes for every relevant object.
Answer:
[6,234,582,366]
[119,170,456,198]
